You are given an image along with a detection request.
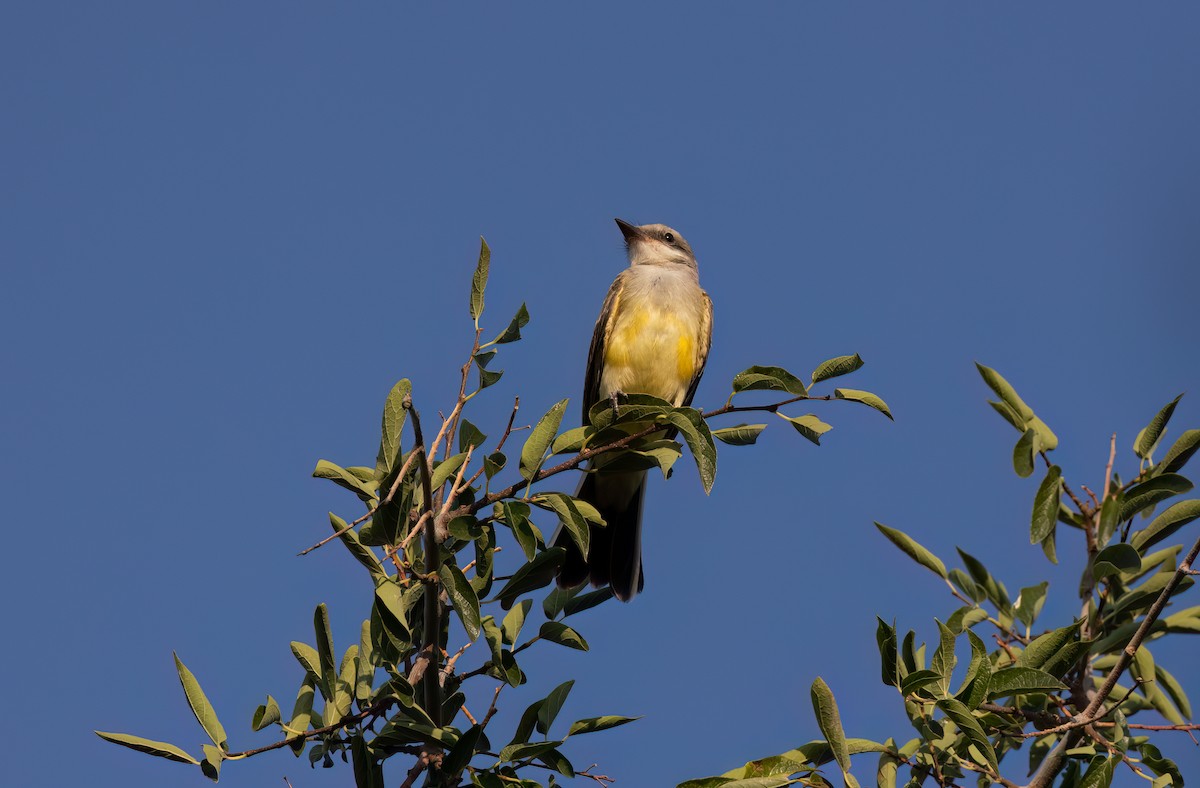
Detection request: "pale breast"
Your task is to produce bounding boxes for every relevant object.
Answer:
[599,271,704,406]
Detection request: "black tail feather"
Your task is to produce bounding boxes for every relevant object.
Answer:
[554,472,645,602]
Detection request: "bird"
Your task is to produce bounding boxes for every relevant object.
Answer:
[554,218,713,601]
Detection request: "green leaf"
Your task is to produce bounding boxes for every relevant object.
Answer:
[477,366,503,389]
[1135,395,1183,459]
[495,547,566,609]
[810,678,850,774]
[1017,623,1080,670]
[1154,662,1193,721]
[430,452,468,492]
[987,667,1067,698]
[664,408,718,493]
[956,548,1011,610]
[537,680,575,735]
[1014,581,1049,629]
[499,740,563,763]
[520,399,569,480]
[470,236,490,321]
[375,379,412,477]
[732,365,807,395]
[1093,544,1142,579]
[935,698,997,771]
[1158,429,1200,475]
[975,363,1035,423]
[502,599,532,646]
[1097,496,1121,547]
[812,354,864,385]
[550,425,590,455]
[874,523,947,579]
[439,561,482,641]
[946,605,988,634]
[1031,465,1062,543]
[533,492,590,559]
[173,653,228,750]
[1013,429,1038,478]
[1120,475,1194,523]
[876,739,900,788]
[372,582,411,646]
[899,669,943,696]
[931,620,957,696]
[876,617,898,687]
[458,418,487,454]
[492,302,530,345]
[287,676,315,755]
[312,459,377,502]
[539,621,589,650]
[565,715,640,737]
[94,731,199,764]
[1077,754,1119,788]
[779,412,831,445]
[563,587,614,617]
[251,696,281,731]
[1133,499,1200,552]
[441,723,482,777]
[834,388,893,420]
[955,630,992,709]
[313,603,343,725]
[483,450,507,480]
[201,744,222,782]
[328,513,386,581]
[712,423,768,446]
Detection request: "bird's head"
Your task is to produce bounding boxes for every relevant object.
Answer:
[615,218,697,270]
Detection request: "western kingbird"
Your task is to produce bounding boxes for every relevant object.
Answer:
[554,218,713,601]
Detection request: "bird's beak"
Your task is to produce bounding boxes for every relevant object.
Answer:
[614,218,644,242]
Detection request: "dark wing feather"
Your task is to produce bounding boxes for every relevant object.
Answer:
[582,273,626,422]
[678,290,713,408]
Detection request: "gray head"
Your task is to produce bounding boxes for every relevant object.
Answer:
[615,218,698,270]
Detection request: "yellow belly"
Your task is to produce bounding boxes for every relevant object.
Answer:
[601,304,697,405]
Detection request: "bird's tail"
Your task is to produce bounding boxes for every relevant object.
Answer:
[554,470,645,602]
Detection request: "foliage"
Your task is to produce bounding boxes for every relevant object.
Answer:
[685,366,1200,788]
[96,238,888,786]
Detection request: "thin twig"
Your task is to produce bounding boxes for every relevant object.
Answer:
[1025,534,1200,788]
[1102,433,1116,501]
[222,698,403,759]
[407,397,443,729]
[297,448,421,556]
[494,397,521,452]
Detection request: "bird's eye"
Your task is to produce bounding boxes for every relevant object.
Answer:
[664,233,675,244]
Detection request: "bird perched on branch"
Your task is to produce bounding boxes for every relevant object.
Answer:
[554,218,713,601]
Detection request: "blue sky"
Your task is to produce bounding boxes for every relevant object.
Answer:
[4,4,1199,787]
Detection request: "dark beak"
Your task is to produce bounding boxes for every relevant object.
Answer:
[614,218,644,242]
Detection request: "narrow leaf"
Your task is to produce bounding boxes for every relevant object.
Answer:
[975,363,1035,423]
[779,412,832,446]
[1031,466,1062,543]
[732,365,807,394]
[495,547,566,609]
[1013,429,1038,478]
[94,731,199,764]
[1158,429,1200,475]
[874,523,947,579]
[439,562,482,642]
[539,621,589,650]
[712,423,767,446]
[987,667,1067,697]
[1120,474,1193,523]
[812,354,864,385]
[1093,544,1142,579]
[375,378,412,477]
[173,653,228,749]
[469,236,490,320]
[1016,623,1079,670]
[810,678,850,774]
[251,696,281,731]
[519,399,569,480]
[1132,499,1200,552]
[1135,395,1183,459]
[566,715,640,737]
[834,388,893,420]
[936,698,997,771]
[537,680,575,734]
[492,302,530,345]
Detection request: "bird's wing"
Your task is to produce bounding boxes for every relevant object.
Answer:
[582,272,627,422]
[679,290,713,409]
